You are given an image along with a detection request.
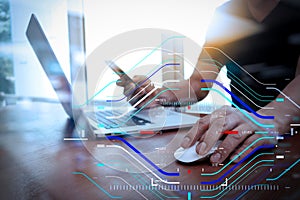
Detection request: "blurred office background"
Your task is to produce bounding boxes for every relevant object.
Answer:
[0,0,228,106]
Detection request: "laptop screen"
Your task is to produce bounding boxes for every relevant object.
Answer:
[25,14,73,118]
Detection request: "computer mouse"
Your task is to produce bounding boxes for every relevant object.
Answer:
[174,140,222,163]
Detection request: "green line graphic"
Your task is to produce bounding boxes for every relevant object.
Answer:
[106,88,180,128]
[201,152,274,192]
[72,172,122,198]
[201,136,275,176]
[200,161,273,198]
[200,58,274,101]
[73,80,120,108]
[132,173,180,199]
[216,165,273,200]
[125,35,185,73]
[201,88,274,128]
[266,158,300,181]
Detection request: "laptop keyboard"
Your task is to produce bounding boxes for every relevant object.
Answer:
[88,110,151,129]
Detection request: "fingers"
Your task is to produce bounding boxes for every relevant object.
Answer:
[116,75,154,106]
[116,75,148,90]
[132,75,149,85]
[134,87,180,109]
[123,83,139,98]
[126,83,149,104]
[181,116,210,148]
[210,125,251,164]
[116,74,177,109]
[180,106,239,153]
[116,77,139,99]
[181,104,277,165]
[196,106,239,156]
[129,85,159,109]
[130,76,150,95]
[196,117,225,155]
[156,90,177,106]
[116,78,125,86]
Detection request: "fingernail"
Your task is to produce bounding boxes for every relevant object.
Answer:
[181,137,190,148]
[116,79,122,85]
[211,153,221,163]
[198,142,207,155]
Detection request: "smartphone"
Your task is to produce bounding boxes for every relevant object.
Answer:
[105,60,135,84]
[105,60,140,98]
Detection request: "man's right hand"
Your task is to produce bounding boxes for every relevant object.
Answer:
[116,75,176,109]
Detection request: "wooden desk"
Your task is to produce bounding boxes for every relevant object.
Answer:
[0,102,299,199]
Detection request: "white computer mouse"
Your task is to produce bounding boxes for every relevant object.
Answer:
[174,141,222,163]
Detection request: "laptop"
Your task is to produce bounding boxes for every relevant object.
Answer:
[25,14,199,137]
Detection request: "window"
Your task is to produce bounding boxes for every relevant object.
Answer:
[83,0,228,101]
[1,0,228,106]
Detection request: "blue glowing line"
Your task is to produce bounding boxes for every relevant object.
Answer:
[202,47,276,86]
[201,79,274,119]
[107,58,176,99]
[255,131,269,134]
[201,144,274,184]
[200,162,273,198]
[132,173,180,199]
[73,80,120,108]
[201,88,274,128]
[201,136,275,176]
[106,63,179,102]
[72,172,122,198]
[276,98,284,102]
[131,174,164,200]
[215,164,273,199]
[106,136,179,176]
[105,88,179,128]
[201,152,274,192]
[235,184,269,200]
[200,58,274,100]
[266,158,300,181]
[125,35,185,73]
[188,192,192,200]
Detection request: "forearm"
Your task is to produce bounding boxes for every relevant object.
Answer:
[161,75,208,103]
[258,74,300,134]
[161,51,220,104]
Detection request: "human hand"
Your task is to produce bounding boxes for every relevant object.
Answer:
[116,75,177,109]
[180,105,277,164]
